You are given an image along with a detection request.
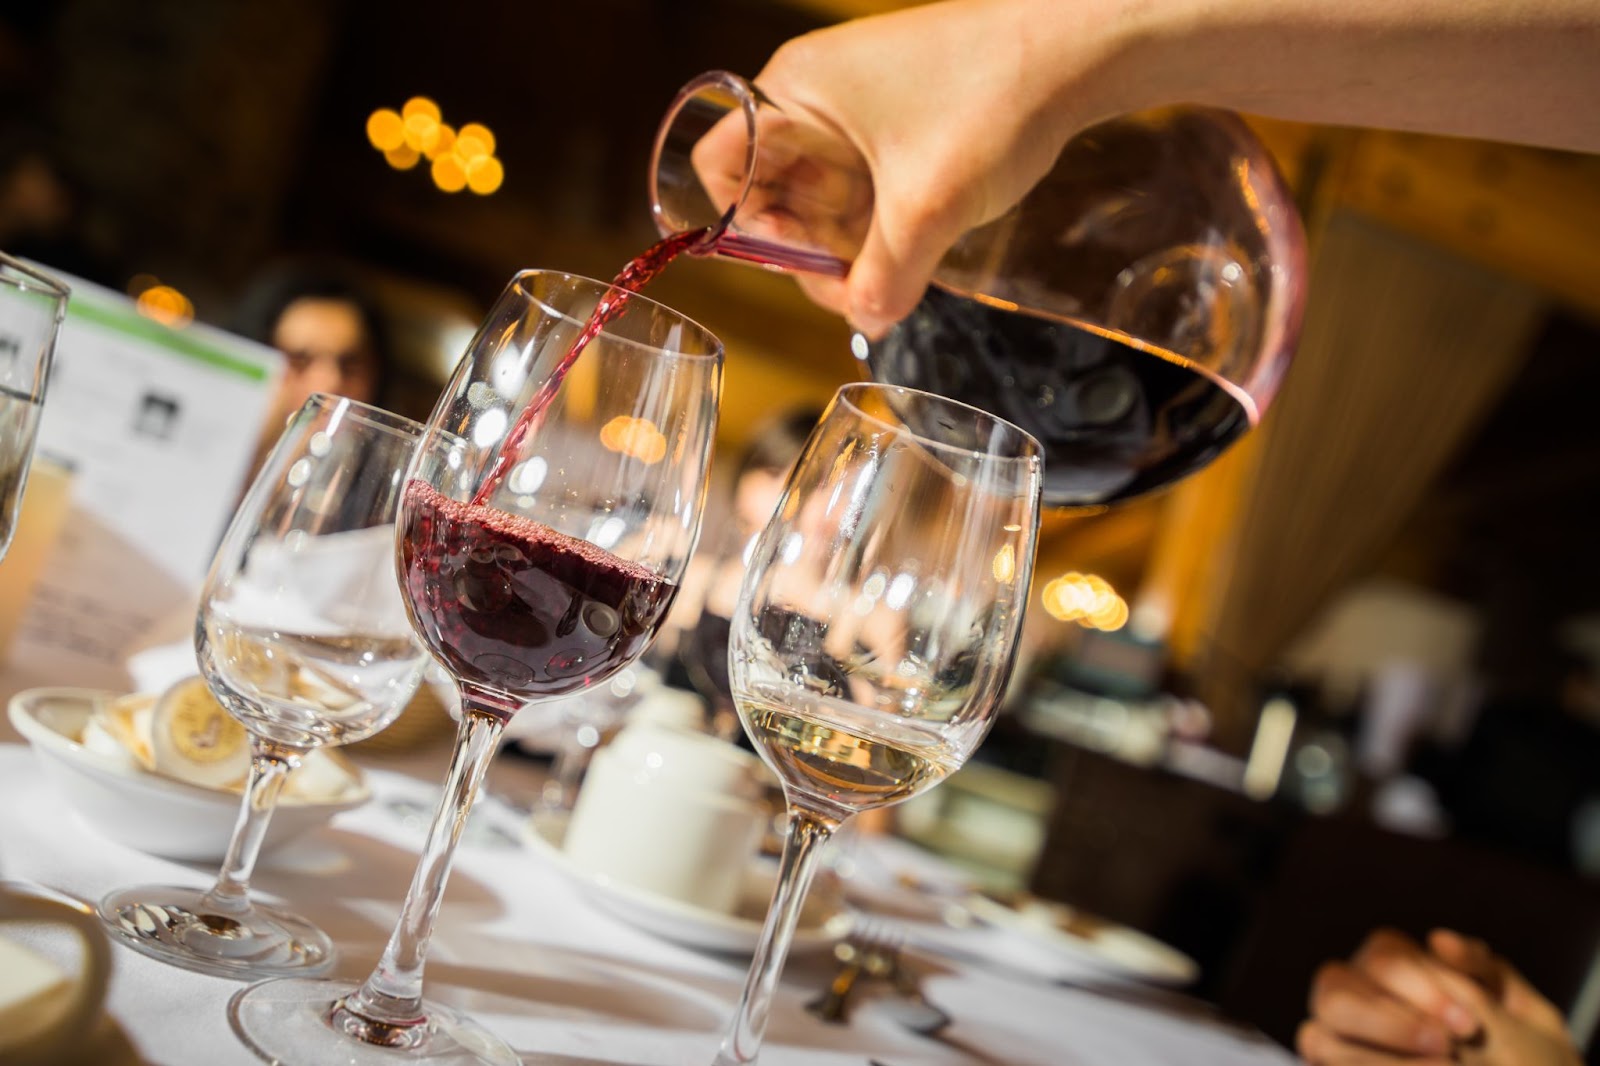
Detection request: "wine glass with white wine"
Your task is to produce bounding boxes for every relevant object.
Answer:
[712,381,1042,1065]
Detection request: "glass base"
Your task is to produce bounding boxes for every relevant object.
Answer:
[229,977,519,1066]
[98,884,335,980]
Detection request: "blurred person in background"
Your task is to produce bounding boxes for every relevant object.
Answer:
[0,125,118,284]
[1412,650,1600,874]
[231,261,394,483]
[663,407,823,737]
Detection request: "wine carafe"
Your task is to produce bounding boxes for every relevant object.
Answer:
[650,71,1307,507]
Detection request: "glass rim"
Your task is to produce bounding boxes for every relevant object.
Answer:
[301,393,427,441]
[0,252,72,303]
[506,269,724,362]
[649,69,759,243]
[832,382,1043,464]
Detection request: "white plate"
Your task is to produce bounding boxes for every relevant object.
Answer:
[522,815,851,956]
[912,892,1200,987]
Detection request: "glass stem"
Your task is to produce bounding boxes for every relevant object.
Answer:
[339,704,505,1030]
[200,739,300,915]
[540,729,591,813]
[712,805,839,1066]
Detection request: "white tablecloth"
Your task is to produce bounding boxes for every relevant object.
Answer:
[0,743,1297,1065]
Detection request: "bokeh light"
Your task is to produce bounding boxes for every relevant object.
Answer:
[401,96,440,122]
[465,156,504,196]
[424,123,457,161]
[367,101,502,195]
[1042,572,1128,631]
[135,284,194,328]
[365,109,404,151]
[431,153,467,193]
[384,145,422,170]
[457,123,492,156]
[600,416,667,465]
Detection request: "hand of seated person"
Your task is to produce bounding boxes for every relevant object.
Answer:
[1297,928,1581,1066]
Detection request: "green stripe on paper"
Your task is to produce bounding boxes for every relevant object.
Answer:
[68,297,271,382]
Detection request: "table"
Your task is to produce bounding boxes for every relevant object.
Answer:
[0,737,1299,1065]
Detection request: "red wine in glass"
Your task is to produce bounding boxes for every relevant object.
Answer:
[401,480,676,715]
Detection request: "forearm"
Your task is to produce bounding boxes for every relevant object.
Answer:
[1066,0,1600,151]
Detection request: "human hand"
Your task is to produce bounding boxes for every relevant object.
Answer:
[1297,928,1582,1066]
[743,0,1139,337]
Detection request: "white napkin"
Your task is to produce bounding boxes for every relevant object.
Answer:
[127,525,414,696]
[217,525,412,638]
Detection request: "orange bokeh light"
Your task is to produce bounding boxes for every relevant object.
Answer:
[372,100,503,195]
[403,112,439,151]
[424,123,457,161]
[384,145,422,170]
[431,153,468,193]
[365,109,405,151]
[466,156,504,195]
[136,285,194,328]
[401,96,441,122]
[456,123,496,157]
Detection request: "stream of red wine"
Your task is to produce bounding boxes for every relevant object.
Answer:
[470,225,711,506]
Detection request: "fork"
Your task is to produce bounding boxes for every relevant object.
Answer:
[806,915,902,1023]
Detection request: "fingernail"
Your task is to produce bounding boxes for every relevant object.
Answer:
[1415,1025,1449,1055]
[1445,1003,1478,1036]
[848,316,890,341]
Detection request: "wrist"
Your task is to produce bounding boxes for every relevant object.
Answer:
[1018,0,1196,143]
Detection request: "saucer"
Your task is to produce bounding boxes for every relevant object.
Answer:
[522,815,850,956]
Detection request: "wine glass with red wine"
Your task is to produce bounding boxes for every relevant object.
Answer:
[712,382,1041,1066]
[228,269,723,1066]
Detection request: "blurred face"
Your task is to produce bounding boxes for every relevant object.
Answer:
[268,297,381,428]
[734,468,787,537]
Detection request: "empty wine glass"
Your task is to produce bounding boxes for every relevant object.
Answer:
[98,394,436,978]
[228,269,722,1066]
[0,253,69,562]
[713,382,1041,1065]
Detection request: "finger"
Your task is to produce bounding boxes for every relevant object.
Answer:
[1296,1019,1455,1066]
[845,197,961,338]
[1427,941,1561,1037]
[1309,961,1453,1056]
[1430,930,1569,1035]
[1496,965,1571,1033]
[1427,929,1502,994]
[686,108,753,220]
[1354,928,1482,1039]
[794,274,851,318]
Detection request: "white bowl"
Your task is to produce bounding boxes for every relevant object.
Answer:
[7,687,370,863]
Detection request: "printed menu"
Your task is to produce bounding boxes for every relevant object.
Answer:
[1,270,281,691]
